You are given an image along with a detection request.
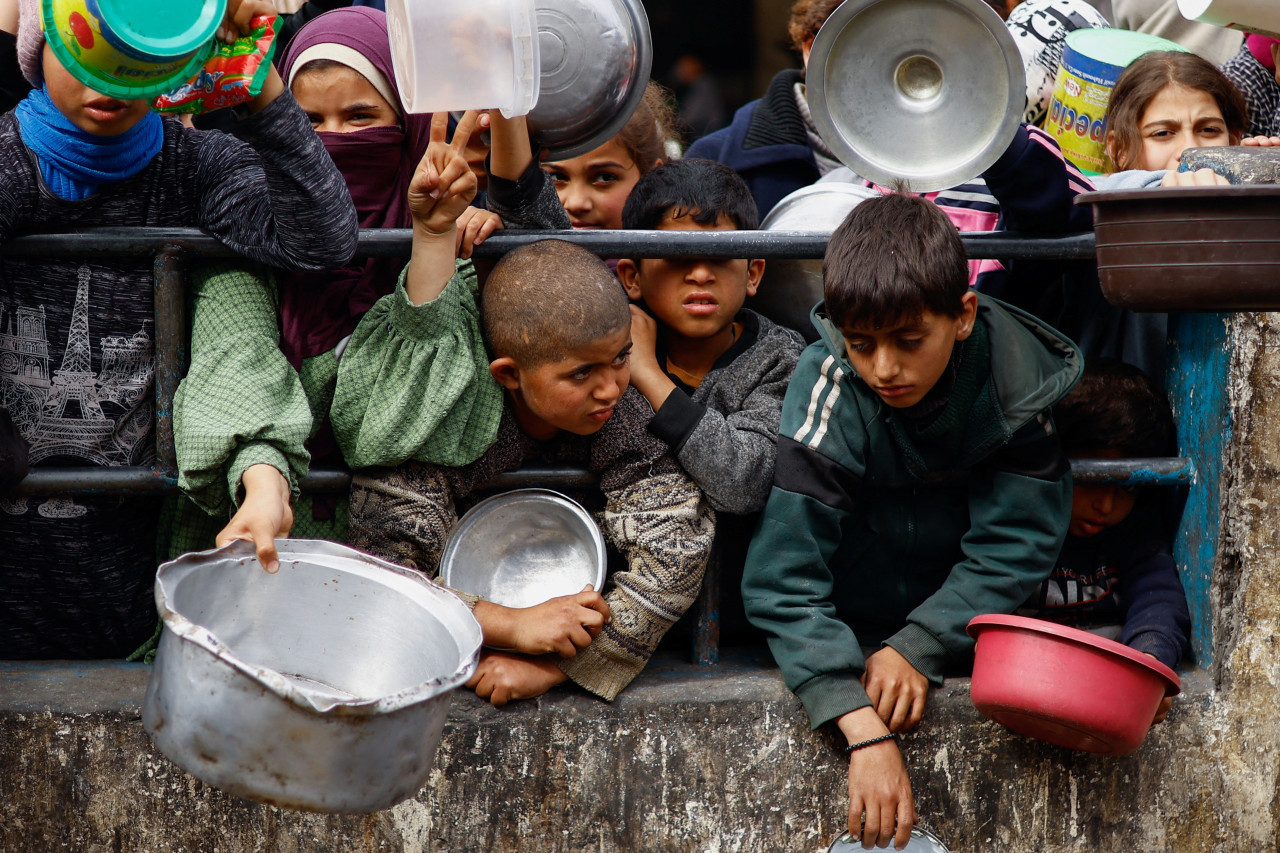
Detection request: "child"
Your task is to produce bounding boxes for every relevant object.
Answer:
[541,81,673,230]
[1020,359,1190,718]
[617,158,803,516]
[172,8,518,568]
[1101,50,1247,178]
[616,158,804,640]
[742,193,1081,850]
[339,131,716,705]
[0,0,357,659]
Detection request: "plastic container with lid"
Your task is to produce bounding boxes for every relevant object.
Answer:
[386,0,540,117]
[43,0,226,100]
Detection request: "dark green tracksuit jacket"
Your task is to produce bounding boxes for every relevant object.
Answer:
[741,294,1083,730]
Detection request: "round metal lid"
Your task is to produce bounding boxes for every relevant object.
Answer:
[807,0,1025,193]
[526,0,653,160]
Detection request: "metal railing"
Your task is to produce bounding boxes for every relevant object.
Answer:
[6,227,1192,665]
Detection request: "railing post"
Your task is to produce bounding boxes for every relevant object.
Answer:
[1166,311,1231,667]
[152,246,186,474]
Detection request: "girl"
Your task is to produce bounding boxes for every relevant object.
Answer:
[173,7,550,571]
[0,0,357,658]
[1101,50,1247,179]
[541,82,675,230]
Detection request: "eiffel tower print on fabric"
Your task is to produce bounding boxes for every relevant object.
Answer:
[32,266,117,464]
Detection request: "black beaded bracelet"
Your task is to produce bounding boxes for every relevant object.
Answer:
[845,733,900,753]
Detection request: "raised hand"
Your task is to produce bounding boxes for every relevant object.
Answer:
[409,110,481,237]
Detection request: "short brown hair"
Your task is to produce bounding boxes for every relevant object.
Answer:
[1105,51,1247,172]
[613,81,678,176]
[482,240,630,367]
[787,0,844,54]
[823,193,968,330]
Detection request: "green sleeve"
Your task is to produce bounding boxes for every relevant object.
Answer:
[885,416,1072,684]
[331,260,503,470]
[740,346,873,730]
[175,263,313,516]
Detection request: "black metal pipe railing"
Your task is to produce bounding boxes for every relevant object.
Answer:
[0,227,1098,261]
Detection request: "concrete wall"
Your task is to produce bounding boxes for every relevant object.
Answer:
[7,316,1280,852]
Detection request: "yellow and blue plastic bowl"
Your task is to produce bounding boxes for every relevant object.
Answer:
[43,0,225,99]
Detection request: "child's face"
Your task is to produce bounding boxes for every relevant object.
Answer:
[1129,85,1231,172]
[617,211,764,346]
[42,44,151,136]
[839,292,978,409]
[292,66,398,133]
[491,326,632,439]
[542,138,642,230]
[1069,450,1138,537]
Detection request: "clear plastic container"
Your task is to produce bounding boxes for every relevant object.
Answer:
[386,0,540,117]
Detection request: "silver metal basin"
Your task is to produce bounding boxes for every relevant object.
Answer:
[439,489,606,609]
[142,539,482,813]
[526,0,652,160]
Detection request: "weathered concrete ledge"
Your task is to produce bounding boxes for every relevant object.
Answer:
[0,654,1229,852]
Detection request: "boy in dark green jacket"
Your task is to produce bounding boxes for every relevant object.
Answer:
[741,193,1082,850]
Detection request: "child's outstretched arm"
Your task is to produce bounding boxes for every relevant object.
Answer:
[484,112,572,230]
[405,110,481,305]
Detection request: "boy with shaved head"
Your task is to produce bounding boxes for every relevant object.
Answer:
[346,236,717,706]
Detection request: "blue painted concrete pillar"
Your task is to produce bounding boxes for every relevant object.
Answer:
[1165,312,1231,665]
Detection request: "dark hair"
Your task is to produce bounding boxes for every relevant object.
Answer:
[621,158,759,235]
[1106,51,1248,172]
[1053,359,1175,457]
[787,0,844,55]
[482,240,630,368]
[612,81,679,177]
[823,193,968,330]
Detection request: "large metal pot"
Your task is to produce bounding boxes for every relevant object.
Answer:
[142,539,482,813]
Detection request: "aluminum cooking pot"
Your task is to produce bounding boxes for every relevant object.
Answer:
[142,539,482,813]
[526,0,652,159]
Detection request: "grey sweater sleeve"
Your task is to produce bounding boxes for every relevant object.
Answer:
[191,89,359,271]
[649,321,803,515]
[484,156,571,230]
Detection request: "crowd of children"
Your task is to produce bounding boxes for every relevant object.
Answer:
[7,0,1276,845]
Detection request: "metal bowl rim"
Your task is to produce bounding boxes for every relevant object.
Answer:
[530,0,653,160]
[761,182,883,230]
[439,487,607,601]
[806,0,1025,193]
[154,538,483,715]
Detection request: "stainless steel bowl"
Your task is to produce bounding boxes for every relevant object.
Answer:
[526,0,652,160]
[439,489,606,608]
[752,182,880,340]
[142,539,482,813]
[807,0,1025,192]
[829,825,950,852]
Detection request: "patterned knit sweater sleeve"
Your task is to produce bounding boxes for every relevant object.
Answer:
[188,89,358,270]
[331,259,504,469]
[557,389,717,700]
[174,263,314,517]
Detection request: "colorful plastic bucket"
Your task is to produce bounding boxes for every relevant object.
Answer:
[1046,29,1186,175]
[43,0,225,100]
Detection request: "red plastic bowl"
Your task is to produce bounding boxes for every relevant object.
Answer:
[966,614,1180,755]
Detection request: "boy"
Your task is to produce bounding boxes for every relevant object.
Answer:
[0,0,357,659]
[741,193,1081,850]
[1020,359,1190,718]
[340,131,715,705]
[616,158,804,640]
[617,158,804,518]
